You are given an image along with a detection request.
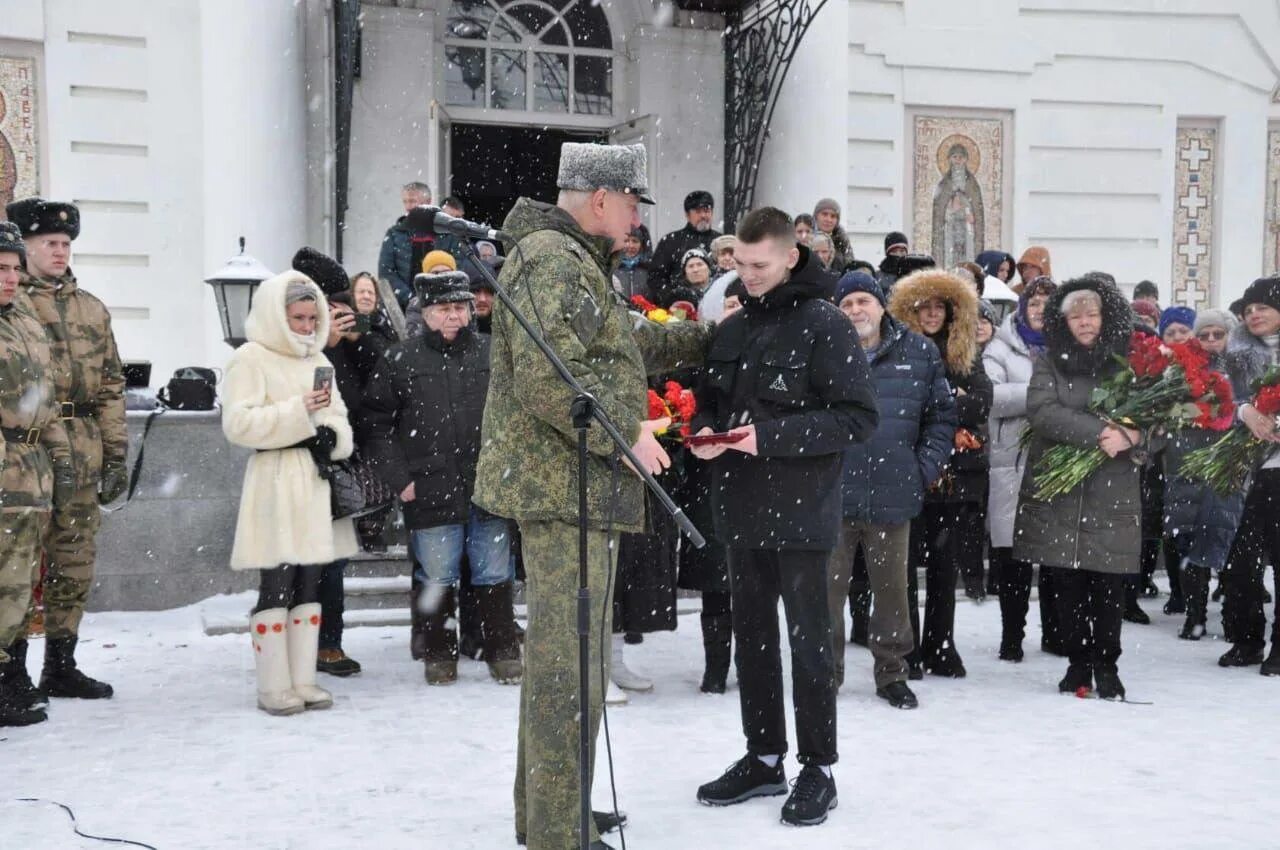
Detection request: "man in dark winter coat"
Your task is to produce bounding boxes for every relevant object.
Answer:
[877,251,936,298]
[377,182,436,308]
[826,271,956,709]
[649,190,721,301]
[362,271,522,687]
[691,207,878,827]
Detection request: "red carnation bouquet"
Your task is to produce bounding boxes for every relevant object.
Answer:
[1028,334,1235,501]
[647,380,697,440]
[630,295,697,323]
[1180,365,1280,496]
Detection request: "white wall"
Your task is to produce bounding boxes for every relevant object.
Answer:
[763,0,1280,306]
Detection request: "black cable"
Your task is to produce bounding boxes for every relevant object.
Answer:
[13,798,159,849]
[600,454,626,849]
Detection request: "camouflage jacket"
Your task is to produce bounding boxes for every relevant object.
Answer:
[0,292,72,511]
[472,198,711,533]
[21,269,127,487]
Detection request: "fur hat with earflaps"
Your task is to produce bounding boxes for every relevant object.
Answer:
[414,271,475,307]
[888,268,980,375]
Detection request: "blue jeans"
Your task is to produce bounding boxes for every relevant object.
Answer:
[411,507,513,587]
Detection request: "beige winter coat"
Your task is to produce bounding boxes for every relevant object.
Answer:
[223,271,358,570]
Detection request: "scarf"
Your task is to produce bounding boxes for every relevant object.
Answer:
[1016,319,1046,355]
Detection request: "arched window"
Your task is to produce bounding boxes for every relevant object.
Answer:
[444,0,614,115]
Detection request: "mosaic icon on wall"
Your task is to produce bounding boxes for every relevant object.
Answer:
[911,115,1004,269]
[1265,126,1280,277]
[0,57,37,208]
[1171,123,1217,309]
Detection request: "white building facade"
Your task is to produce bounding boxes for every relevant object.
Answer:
[3,0,1280,381]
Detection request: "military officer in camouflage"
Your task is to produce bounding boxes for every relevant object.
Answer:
[473,143,709,850]
[0,221,74,726]
[7,198,125,700]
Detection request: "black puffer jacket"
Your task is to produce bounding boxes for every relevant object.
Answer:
[361,326,490,529]
[693,247,879,550]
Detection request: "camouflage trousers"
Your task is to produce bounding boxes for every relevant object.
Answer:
[0,509,50,662]
[24,483,100,639]
[513,519,618,850]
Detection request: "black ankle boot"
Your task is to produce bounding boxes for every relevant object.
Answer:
[40,637,113,700]
[0,679,46,727]
[1261,644,1280,677]
[699,612,732,694]
[1,640,47,710]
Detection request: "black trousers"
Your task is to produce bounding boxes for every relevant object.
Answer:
[1050,567,1125,670]
[255,563,324,613]
[1222,469,1280,647]
[991,547,1034,645]
[729,547,836,766]
[317,559,349,651]
[908,502,975,661]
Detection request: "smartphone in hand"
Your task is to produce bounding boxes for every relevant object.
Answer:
[351,313,372,334]
[313,366,335,405]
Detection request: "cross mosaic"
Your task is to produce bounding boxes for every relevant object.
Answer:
[1171,125,1217,309]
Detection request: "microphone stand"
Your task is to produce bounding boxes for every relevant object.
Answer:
[456,238,705,850]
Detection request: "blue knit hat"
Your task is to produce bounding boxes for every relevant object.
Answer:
[835,270,885,307]
[1159,305,1196,337]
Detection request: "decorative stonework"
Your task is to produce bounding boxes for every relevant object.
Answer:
[0,57,37,208]
[1265,126,1280,277]
[1171,123,1217,309]
[910,114,1004,268]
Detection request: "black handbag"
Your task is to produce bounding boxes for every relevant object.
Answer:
[158,367,218,410]
[315,449,394,520]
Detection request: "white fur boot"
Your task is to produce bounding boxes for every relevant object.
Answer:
[610,633,653,693]
[250,608,304,716]
[286,603,333,710]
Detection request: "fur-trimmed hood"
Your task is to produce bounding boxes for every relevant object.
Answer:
[1041,272,1132,377]
[243,271,331,359]
[887,268,979,374]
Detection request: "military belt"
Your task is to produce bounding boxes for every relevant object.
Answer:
[0,425,41,446]
[57,401,98,419]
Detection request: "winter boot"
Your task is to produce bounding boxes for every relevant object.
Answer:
[1179,565,1209,641]
[848,583,870,647]
[922,646,966,678]
[1094,667,1125,701]
[1122,582,1150,625]
[458,579,483,661]
[1261,644,1280,677]
[250,608,304,716]
[697,754,788,807]
[40,636,113,699]
[421,584,459,685]
[1218,642,1265,668]
[610,633,653,693]
[0,678,46,727]
[781,765,838,827]
[997,587,1027,662]
[316,648,362,677]
[286,603,333,710]
[474,581,522,684]
[699,611,732,694]
[0,640,47,710]
[875,680,918,710]
[1058,663,1093,695]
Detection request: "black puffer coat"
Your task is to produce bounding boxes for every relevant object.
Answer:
[361,326,490,529]
[692,247,879,551]
[1013,274,1145,575]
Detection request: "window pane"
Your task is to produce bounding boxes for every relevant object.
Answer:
[504,2,555,38]
[533,52,569,112]
[444,46,487,106]
[573,55,612,114]
[490,49,527,110]
[489,12,523,43]
[446,0,494,40]
[563,0,612,49]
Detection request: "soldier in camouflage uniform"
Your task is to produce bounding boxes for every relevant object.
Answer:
[473,144,709,850]
[0,221,74,726]
[7,198,126,700]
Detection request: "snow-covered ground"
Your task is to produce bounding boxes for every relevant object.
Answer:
[2,585,1277,850]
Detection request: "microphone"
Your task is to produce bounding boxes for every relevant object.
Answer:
[405,204,505,241]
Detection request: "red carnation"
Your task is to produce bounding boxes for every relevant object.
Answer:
[631,295,659,314]
[647,388,668,420]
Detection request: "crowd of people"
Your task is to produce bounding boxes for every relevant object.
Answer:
[4,155,1280,845]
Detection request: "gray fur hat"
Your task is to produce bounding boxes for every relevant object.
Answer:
[557,143,654,205]
[414,271,475,307]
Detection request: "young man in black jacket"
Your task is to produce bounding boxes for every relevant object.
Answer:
[362,271,522,687]
[690,207,878,827]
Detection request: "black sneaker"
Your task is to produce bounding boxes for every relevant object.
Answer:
[1218,643,1265,668]
[1094,667,1125,701]
[1058,664,1093,695]
[780,765,837,827]
[875,680,918,710]
[697,755,787,806]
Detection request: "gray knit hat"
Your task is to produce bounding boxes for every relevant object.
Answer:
[557,143,654,204]
[814,197,841,217]
[0,221,25,259]
[1193,308,1237,334]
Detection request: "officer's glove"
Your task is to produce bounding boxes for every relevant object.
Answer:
[98,458,129,504]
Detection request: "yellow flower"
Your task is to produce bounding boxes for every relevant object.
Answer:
[647,308,670,323]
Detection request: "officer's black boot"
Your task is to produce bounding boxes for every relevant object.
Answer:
[40,636,113,699]
[0,678,46,727]
[1,640,48,710]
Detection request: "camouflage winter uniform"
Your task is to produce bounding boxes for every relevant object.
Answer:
[474,198,708,850]
[0,291,72,662]
[19,270,126,639]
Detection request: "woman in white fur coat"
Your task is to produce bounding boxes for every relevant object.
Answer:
[222,271,358,715]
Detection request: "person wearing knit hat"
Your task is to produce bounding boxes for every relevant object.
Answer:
[1131,298,1160,331]
[1192,308,1237,340]
[883,231,909,258]
[835,269,885,307]
[813,198,852,269]
[1158,305,1196,343]
[421,250,457,274]
[977,299,997,347]
[1015,246,1052,292]
[649,188,722,302]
